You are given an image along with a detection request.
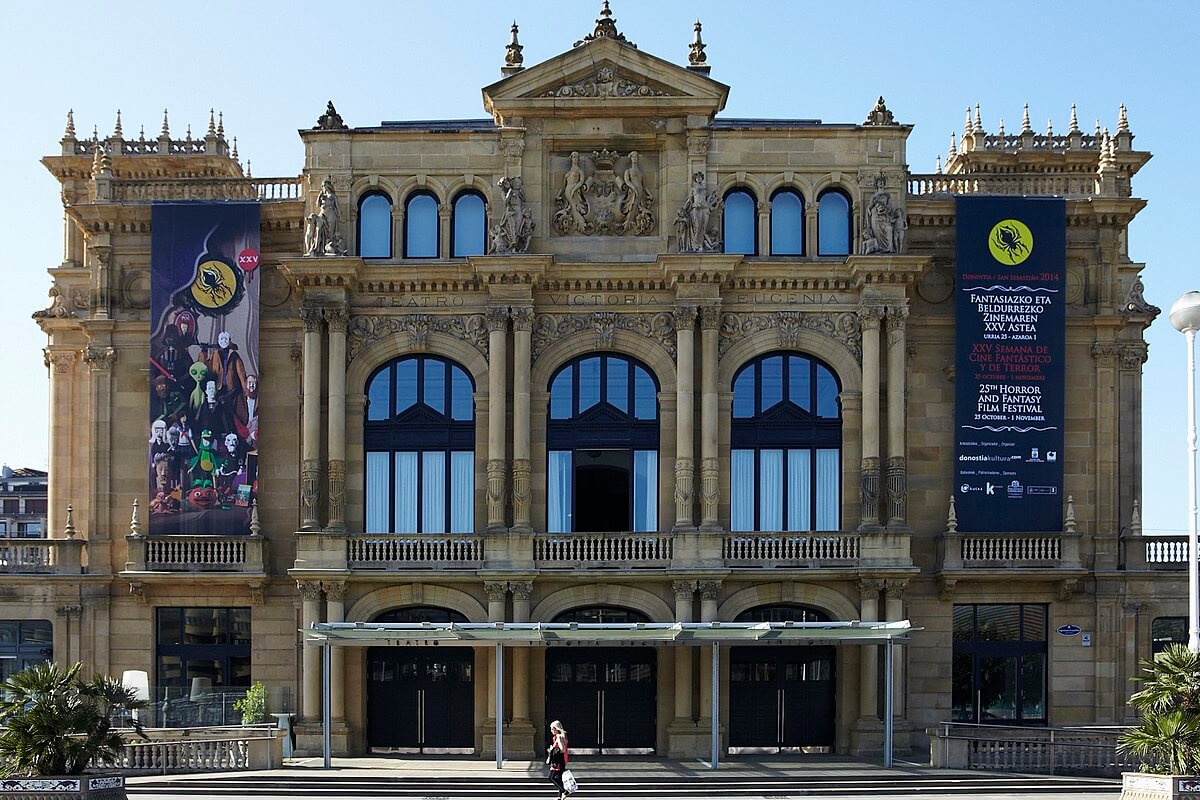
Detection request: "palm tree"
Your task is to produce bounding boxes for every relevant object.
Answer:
[1118,644,1200,775]
[0,661,147,778]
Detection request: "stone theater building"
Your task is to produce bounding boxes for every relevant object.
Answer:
[20,4,1189,759]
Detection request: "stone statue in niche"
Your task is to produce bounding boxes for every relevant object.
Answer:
[552,149,655,236]
[304,178,347,256]
[860,190,906,255]
[674,171,723,252]
[489,176,534,254]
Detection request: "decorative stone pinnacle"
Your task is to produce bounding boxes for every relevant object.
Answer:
[1069,103,1080,133]
[250,499,261,535]
[1130,499,1142,534]
[139,125,145,140]
[113,110,122,138]
[973,103,982,134]
[64,109,75,138]
[207,109,216,137]
[231,136,238,160]
[575,0,633,48]
[1095,118,1102,138]
[935,154,942,174]
[688,19,708,67]
[186,124,192,141]
[129,498,141,536]
[92,124,99,142]
[64,503,77,538]
[161,109,169,137]
[1046,117,1053,137]
[946,494,958,534]
[503,20,525,72]
[964,107,972,136]
[998,117,1005,137]
[1065,495,1076,533]
[1118,103,1130,133]
[1021,102,1032,134]
[948,130,957,157]
[245,159,251,178]
[217,111,224,137]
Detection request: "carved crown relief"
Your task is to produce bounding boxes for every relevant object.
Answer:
[541,67,668,99]
[552,149,656,237]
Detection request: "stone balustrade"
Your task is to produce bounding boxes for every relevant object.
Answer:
[940,530,1082,570]
[125,534,266,573]
[348,533,484,570]
[722,531,860,567]
[908,173,1100,198]
[0,537,84,574]
[930,722,1138,778]
[111,176,302,202]
[110,727,283,774]
[533,532,674,569]
[1123,533,1195,571]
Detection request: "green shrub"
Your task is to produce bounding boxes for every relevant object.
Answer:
[233,681,268,725]
[1118,643,1200,774]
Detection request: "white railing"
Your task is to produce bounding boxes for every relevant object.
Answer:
[961,535,1061,564]
[534,532,673,568]
[111,176,303,202]
[908,173,1100,199]
[145,536,246,570]
[347,534,483,569]
[931,722,1140,778]
[0,537,84,574]
[107,727,281,774]
[722,532,859,567]
[1144,535,1190,565]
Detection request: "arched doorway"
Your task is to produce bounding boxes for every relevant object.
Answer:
[366,607,474,754]
[545,606,656,754]
[729,605,836,753]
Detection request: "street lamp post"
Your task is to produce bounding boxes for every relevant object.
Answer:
[1169,291,1200,653]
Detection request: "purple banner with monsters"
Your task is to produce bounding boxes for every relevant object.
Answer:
[149,203,260,535]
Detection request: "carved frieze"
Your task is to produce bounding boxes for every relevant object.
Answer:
[542,67,665,98]
[531,311,676,362]
[347,313,489,362]
[717,311,862,363]
[552,150,656,236]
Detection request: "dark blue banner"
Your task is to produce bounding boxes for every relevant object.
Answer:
[954,197,1065,532]
[149,203,260,535]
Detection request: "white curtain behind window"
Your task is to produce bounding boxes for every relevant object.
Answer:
[450,451,473,533]
[815,448,840,530]
[394,452,418,533]
[759,449,783,531]
[548,451,572,533]
[632,450,658,532]
[366,452,390,533]
[731,449,755,531]
[422,451,446,533]
[787,449,812,532]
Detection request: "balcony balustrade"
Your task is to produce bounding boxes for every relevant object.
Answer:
[0,537,84,574]
[125,533,266,574]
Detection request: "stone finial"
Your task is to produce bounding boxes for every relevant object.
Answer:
[138,125,145,141]
[964,107,972,136]
[688,19,709,72]
[502,21,525,74]
[864,96,895,126]
[1065,495,1076,534]
[1130,499,1142,535]
[185,124,193,141]
[129,498,141,536]
[161,109,170,137]
[64,503,77,538]
[1069,103,1080,134]
[112,110,123,138]
[946,494,958,534]
[948,130,957,157]
[315,100,348,131]
[250,500,261,536]
[92,124,99,143]
[217,111,224,138]
[231,136,239,161]
[1118,103,1130,133]
[575,0,633,47]
[935,154,942,174]
[91,141,111,178]
[207,109,216,138]
[1046,117,1054,137]
[997,117,1006,137]
[973,103,982,134]
[245,159,252,178]
[1099,129,1117,171]
[64,109,75,139]
[1095,118,1101,138]
[1021,102,1032,134]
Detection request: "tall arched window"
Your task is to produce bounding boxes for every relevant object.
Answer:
[547,354,659,533]
[404,192,439,258]
[364,355,474,533]
[452,191,486,257]
[731,353,841,531]
[769,189,804,256]
[358,192,393,258]
[735,604,829,623]
[723,189,757,255]
[817,189,852,256]
[553,606,650,624]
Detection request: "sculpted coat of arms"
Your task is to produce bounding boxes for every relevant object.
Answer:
[553,149,655,236]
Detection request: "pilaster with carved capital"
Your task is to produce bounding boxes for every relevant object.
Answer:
[486,458,507,529]
[322,581,348,603]
[672,580,698,601]
[674,457,695,529]
[674,304,698,530]
[886,455,907,527]
[82,345,116,371]
[298,581,324,602]
[511,458,531,528]
[858,303,885,531]
[326,459,346,530]
[700,457,720,526]
[860,457,881,528]
[300,459,321,530]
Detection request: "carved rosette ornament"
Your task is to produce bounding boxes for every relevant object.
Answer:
[347,314,489,362]
[860,456,881,527]
[718,312,862,363]
[553,150,655,236]
[300,458,321,530]
[512,458,532,527]
[674,457,695,528]
[326,459,346,530]
[700,456,720,525]
[886,456,907,526]
[486,459,506,528]
[531,312,676,362]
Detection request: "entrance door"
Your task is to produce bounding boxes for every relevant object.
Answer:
[367,647,474,753]
[729,645,835,752]
[545,648,656,754]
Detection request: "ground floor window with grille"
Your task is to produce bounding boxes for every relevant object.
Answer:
[155,607,251,726]
[952,604,1047,725]
[0,620,52,683]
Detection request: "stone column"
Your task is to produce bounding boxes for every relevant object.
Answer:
[699,305,721,529]
[1121,601,1147,721]
[325,305,349,531]
[697,580,720,722]
[484,581,508,722]
[673,581,695,722]
[857,579,882,721]
[883,580,906,718]
[44,349,76,535]
[840,391,863,529]
[885,307,909,529]
[511,307,534,531]
[486,307,509,530]
[510,581,533,722]
[299,581,323,720]
[674,305,698,530]
[858,305,885,531]
[324,581,347,720]
[438,203,452,260]
[299,305,324,530]
[804,205,819,257]
[757,201,770,256]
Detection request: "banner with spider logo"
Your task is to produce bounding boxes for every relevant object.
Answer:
[954,197,1065,532]
[149,203,261,536]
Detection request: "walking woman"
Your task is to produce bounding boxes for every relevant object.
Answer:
[546,719,569,799]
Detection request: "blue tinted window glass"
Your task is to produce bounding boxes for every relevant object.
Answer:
[359,194,392,258]
[731,449,755,531]
[367,368,391,421]
[395,359,418,414]
[452,193,485,257]
[632,450,657,532]
[724,190,756,255]
[633,367,656,420]
[606,357,629,412]
[450,451,474,533]
[816,365,839,418]
[405,193,438,258]
[770,191,803,255]
[788,356,811,412]
[421,451,446,533]
[550,367,573,419]
[818,191,851,256]
[450,365,473,421]
[578,357,601,412]
[733,365,755,418]
[423,359,445,414]
[761,356,783,410]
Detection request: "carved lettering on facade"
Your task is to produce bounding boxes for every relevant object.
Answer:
[543,292,670,307]
[373,295,468,309]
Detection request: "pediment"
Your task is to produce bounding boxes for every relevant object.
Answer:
[483,37,729,122]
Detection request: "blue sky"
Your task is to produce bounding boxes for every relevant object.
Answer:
[2,1,1196,535]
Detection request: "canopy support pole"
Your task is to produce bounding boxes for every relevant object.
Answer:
[710,641,719,769]
[496,642,504,770]
[322,640,331,769]
[883,637,894,769]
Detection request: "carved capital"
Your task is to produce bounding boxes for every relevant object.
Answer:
[938,578,957,603]
[44,349,77,374]
[686,133,710,158]
[883,579,908,600]
[673,304,698,331]
[56,604,82,618]
[857,578,885,595]
[323,304,349,332]
[129,583,147,606]
[249,583,265,606]
[699,303,722,331]
[510,306,535,332]
[486,305,510,333]
[672,580,697,601]
[485,581,509,602]
[299,303,324,333]
[886,306,909,345]
[1091,342,1120,366]
[298,581,323,602]
[508,581,533,601]
[1122,601,1148,616]
[82,345,116,370]
[322,581,348,602]
[1058,578,1079,602]
[858,304,886,330]
[698,580,721,601]
[1120,342,1149,370]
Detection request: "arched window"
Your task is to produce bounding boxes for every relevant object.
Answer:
[769,189,804,256]
[404,191,439,258]
[553,606,651,624]
[547,354,659,533]
[358,192,393,258]
[451,191,486,257]
[735,604,830,623]
[730,353,841,532]
[817,189,852,256]
[374,607,468,624]
[723,189,757,255]
[364,355,474,533]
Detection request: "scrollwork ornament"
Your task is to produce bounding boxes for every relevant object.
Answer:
[347,314,489,362]
[531,312,676,362]
[485,581,509,603]
[717,312,862,363]
[698,580,721,601]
